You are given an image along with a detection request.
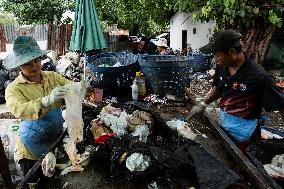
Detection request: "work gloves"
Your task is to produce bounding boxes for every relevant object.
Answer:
[42,86,68,107]
[42,79,89,108]
[188,102,207,120]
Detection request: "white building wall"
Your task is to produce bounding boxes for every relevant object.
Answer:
[170,12,216,52]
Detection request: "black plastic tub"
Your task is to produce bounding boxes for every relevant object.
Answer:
[138,55,193,96]
[189,53,213,72]
[86,52,139,99]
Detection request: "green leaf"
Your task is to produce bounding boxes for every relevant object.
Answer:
[239,9,245,17]
[269,10,282,27]
[253,7,259,14]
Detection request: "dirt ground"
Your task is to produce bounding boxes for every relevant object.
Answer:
[265,111,284,131]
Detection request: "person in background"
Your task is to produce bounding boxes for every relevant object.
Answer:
[136,36,148,54]
[132,36,148,54]
[4,36,87,186]
[146,40,158,54]
[187,43,193,55]
[153,38,174,55]
[188,29,284,152]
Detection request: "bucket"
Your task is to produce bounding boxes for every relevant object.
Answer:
[0,119,20,162]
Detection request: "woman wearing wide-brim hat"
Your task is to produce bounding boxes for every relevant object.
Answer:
[152,38,174,55]
[3,36,85,185]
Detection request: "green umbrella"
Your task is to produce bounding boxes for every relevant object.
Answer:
[69,0,106,78]
[70,0,106,52]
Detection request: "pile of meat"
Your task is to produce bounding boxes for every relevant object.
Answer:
[90,104,154,144]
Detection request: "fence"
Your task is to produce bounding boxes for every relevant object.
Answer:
[1,23,132,55]
[2,23,71,56]
[47,23,72,56]
[4,24,48,43]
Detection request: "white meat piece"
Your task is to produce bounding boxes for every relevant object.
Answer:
[63,82,87,143]
[41,152,56,177]
[63,137,81,166]
[166,120,197,140]
[126,153,151,172]
[261,129,283,139]
[176,124,197,141]
[60,165,84,176]
[97,108,129,136]
[264,154,284,178]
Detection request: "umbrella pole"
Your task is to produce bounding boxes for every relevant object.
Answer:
[80,53,86,80]
[83,56,86,80]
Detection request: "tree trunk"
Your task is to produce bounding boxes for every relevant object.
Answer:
[241,22,276,64]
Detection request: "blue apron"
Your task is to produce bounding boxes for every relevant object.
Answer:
[220,109,258,143]
[19,108,64,158]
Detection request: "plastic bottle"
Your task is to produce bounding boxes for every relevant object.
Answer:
[132,79,138,101]
[135,71,146,100]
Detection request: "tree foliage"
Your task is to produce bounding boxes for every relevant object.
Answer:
[0,0,75,24]
[0,12,18,25]
[96,0,283,42]
[181,0,284,30]
[0,0,176,35]
[175,0,283,64]
[96,0,176,36]
[1,0,283,34]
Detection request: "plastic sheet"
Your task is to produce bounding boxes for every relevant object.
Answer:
[107,133,239,188]
[247,140,284,189]
[126,153,151,172]
[131,125,149,143]
[149,138,240,189]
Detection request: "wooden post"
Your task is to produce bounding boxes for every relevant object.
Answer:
[0,25,7,52]
[65,24,72,53]
[0,137,15,189]
[47,23,52,50]
[58,24,64,56]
